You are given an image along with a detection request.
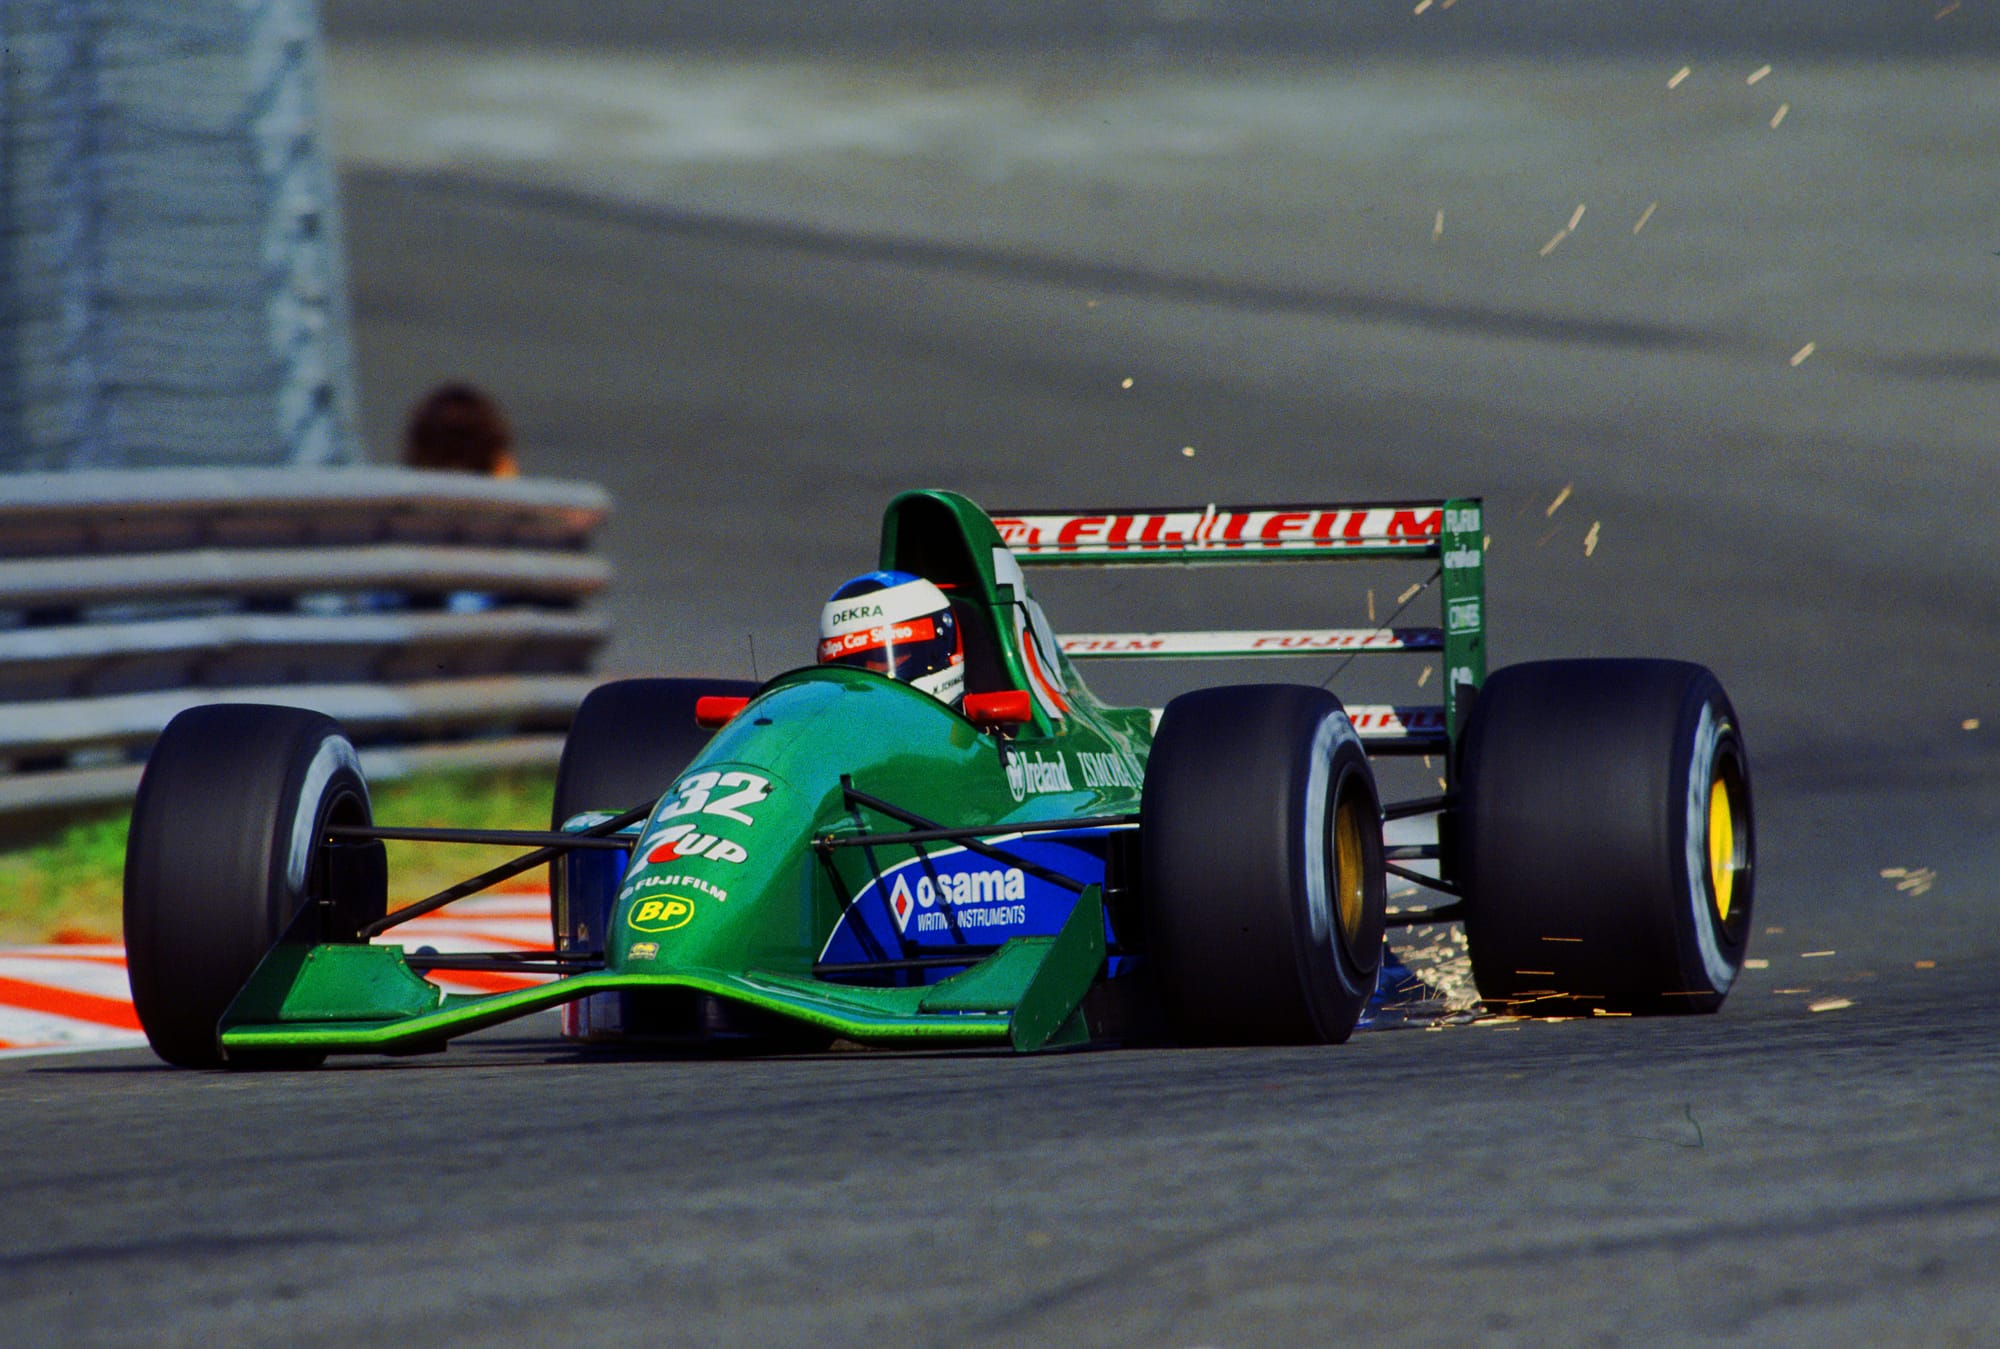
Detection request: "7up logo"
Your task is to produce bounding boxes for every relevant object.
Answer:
[643,821,748,866]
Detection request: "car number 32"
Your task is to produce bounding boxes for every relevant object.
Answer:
[655,770,772,826]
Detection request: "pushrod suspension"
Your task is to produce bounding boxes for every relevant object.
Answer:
[356,799,653,939]
[814,813,1138,851]
[1381,794,1454,821]
[329,824,632,851]
[825,787,1105,895]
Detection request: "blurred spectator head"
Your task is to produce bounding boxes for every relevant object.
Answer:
[403,383,519,477]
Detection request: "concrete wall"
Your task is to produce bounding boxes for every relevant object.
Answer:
[0,0,360,470]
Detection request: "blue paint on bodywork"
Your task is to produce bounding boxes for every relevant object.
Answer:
[820,828,1122,983]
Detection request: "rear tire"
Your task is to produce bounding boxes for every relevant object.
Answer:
[124,705,374,1068]
[1140,685,1387,1045]
[1460,659,1754,1014]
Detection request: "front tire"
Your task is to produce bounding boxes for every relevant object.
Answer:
[550,677,785,1047]
[1460,659,1755,1014]
[550,676,757,956]
[1140,685,1387,1045]
[551,677,759,828]
[124,705,375,1067]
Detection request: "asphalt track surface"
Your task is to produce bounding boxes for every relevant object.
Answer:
[7,4,2000,1343]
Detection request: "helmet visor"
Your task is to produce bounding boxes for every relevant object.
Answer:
[818,614,960,683]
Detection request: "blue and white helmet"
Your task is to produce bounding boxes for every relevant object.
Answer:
[817,570,965,706]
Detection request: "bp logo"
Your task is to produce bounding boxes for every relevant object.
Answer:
[629,895,697,933]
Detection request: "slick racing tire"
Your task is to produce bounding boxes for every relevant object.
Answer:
[1460,660,1754,1015]
[124,705,377,1068]
[550,678,827,1052]
[552,677,759,828]
[550,676,757,951]
[1141,685,1388,1045]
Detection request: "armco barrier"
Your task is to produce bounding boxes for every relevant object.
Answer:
[0,469,613,816]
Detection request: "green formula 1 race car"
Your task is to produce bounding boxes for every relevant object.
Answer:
[123,490,1755,1067]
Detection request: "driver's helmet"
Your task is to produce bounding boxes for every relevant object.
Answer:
[817,570,965,706]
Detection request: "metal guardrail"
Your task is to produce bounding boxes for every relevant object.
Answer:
[0,468,614,816]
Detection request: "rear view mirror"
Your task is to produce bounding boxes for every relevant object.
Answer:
[963,690,1034,730]
[694,695,751,729]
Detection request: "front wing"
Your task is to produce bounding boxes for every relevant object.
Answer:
[218,887,1107,1059]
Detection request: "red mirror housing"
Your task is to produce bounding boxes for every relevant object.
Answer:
[694,695,752,729]
[963,689,1034,729]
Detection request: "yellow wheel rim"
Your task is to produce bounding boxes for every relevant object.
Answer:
[1333,795,1367,946]
[1707,777,1736,922]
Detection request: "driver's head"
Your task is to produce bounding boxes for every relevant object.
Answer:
[817,570,965,706]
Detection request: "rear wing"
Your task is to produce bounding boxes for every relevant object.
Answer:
[992,500,1485,763]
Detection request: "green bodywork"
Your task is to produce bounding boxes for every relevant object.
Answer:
[1436,498,1485,744]
[221,885,1106,1056]
[216,488,1483,1060]
[220,491,1144,1058]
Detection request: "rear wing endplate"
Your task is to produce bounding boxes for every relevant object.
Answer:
[992,500,1485,757]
